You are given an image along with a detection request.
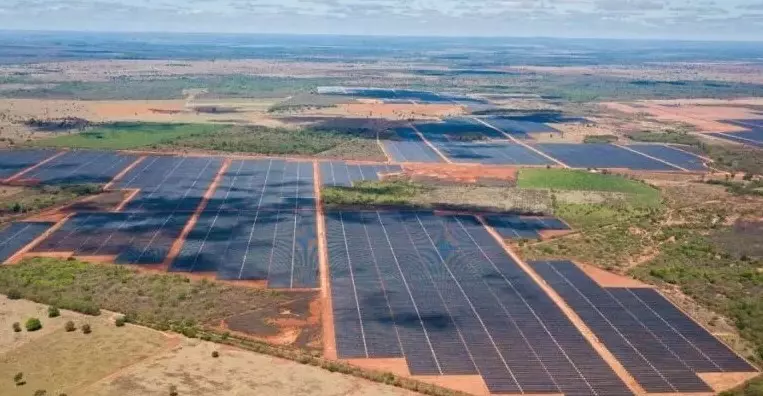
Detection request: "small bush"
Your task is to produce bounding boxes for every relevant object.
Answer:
[12,322,21,332]
[25,318,42,332]
[81,323,91,334]
[114,316,126,327]
[64,321,76,332]
[34,390,47,396]
[6,290,21,300]
[13,372,23,383]
[169,385,178,396]
[47,306,60,318]
[211,351,219,358]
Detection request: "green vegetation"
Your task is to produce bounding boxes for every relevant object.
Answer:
[632,229,763,363]
[628,131,703,146]
[518,168,661,207]
[583,135,619,144]
[12,322,21,332]
[0,76,340,100]
[707,179,763,197]
[170,124,384,159]
[468,73,763,102]
[28,122,387,160]
[47,306,60,318]
[25,318,42,332]
[323,180,427,208]
[81,324,91,334]
[323,179,554,214]
[521,182,763,371]
[0,258,287,334]
[721,378,763,396]
[64,321,76,332]
[1,184,101,221]
[29,122,224,150]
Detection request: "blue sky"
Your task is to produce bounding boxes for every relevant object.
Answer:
[0,0,762,40]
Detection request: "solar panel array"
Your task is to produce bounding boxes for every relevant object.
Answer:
[22,151,138,185]
[170,159,319,287]
[533,143,681,170]
[478,116,560,139]
[416,118,507,140]
[625,145,708,171]
[0,222,53,263]
[708,132,763,148]
[320,161,402,187]
[326,211,632,395]
[0,150,56,180]
[483,215,570,240]
[532,260,756,393]
[114,156,222,212]
[32,212,190,265]
[432,141,554,165]
[382,128,443,163]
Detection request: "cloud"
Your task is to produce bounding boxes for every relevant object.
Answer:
[0,0,762,40]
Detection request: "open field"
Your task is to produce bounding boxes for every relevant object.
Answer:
[0,296,418,396]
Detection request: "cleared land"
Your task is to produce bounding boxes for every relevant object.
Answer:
[0,296,416,396]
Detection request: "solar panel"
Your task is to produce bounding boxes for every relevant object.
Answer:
[532,260,714,393]
[0,222,53,263]
[0,150,57,180]
[534,143,682,170]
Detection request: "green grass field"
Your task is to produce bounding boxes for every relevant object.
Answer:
[29,122,224,150]
[518,168,661,207]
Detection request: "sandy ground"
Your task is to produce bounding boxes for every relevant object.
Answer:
[84,340,417,396]
[402,163,517,184]
[602,100,763,133]
[0,296,416,396]
[314,102,464,120]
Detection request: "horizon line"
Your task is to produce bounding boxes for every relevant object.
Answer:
[1,29,762,44]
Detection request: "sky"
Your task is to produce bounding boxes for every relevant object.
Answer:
[0,0,762,41]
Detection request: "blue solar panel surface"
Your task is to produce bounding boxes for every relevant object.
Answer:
[626,145,707,171]
[432,141,553,165]
[534,143,681,170]
[32,212,190,265]
[382,128,443,163]
[0,149,57,180]
[484,215,570,240]
[326,211,632,395]
[532,260,718,393]
[171,210,318,287]
[708,133,763,148]
[320,161,401,187]
[170,159,319,287]
[23,151,137,185]
[479,116,559,139]
[415,118,506,140]
[0,222,53,263]
[115,156,222,212]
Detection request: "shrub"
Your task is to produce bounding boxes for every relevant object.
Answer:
[25,318,42,332]
[211,351,219,358]
[12,322,21,332]
[6,290,21,300]
[115,316,126,327]
[13,372,23,383]
[169,385,179,396]
[81,323,91,334]
[48,306,60,318]
[34,390,47,396]
[64,321,76,332]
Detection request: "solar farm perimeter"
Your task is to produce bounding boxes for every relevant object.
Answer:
[0,148,758,395]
